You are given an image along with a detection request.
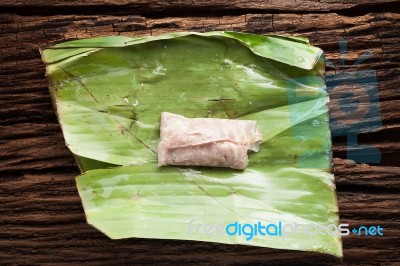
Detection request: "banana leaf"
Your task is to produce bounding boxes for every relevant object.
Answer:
[41,31,341,257]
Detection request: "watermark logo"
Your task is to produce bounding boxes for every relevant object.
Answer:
[326,39,382,163]
[286,39,382,164]
[187,220,384,241]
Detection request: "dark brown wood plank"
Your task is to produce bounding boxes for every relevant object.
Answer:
[0,0,398,13]
[1,8,399,266]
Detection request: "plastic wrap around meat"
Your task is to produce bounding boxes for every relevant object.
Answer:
[158,112,262,169]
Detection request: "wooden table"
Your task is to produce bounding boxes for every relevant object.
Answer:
[1,1,399,265]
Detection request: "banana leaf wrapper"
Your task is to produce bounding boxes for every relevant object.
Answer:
[41,31,341,257]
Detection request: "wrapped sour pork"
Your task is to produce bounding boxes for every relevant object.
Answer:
[158,112,262,170]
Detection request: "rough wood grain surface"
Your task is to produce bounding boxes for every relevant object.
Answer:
[0,0,399,265]
[1,0,399,14]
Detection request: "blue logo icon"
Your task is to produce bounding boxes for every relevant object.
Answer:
[286,39,382,165]
[326,39,382,163]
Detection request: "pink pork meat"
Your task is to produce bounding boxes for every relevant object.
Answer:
[157,112,262,170]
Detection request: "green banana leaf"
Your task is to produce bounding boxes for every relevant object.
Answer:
[41,31,341,257]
